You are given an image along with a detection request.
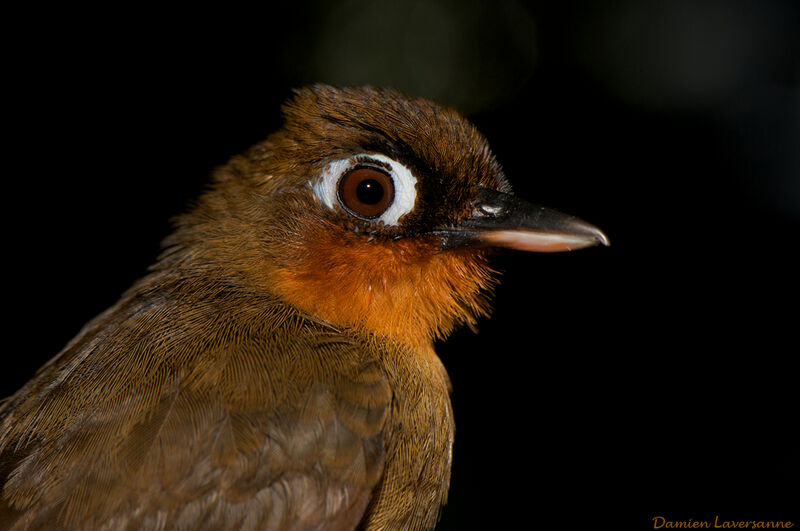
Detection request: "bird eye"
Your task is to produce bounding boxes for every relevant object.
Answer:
[312,153,417,227]
[337,167,395,219]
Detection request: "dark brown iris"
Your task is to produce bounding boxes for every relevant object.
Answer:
[337,167,394,219]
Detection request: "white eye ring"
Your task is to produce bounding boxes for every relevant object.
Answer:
[312,153,418,226]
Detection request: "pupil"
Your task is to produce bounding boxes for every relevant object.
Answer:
[356,179,384,205]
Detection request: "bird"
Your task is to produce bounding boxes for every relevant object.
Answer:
[0,85,608,530]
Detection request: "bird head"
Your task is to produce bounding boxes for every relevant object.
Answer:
[168,85,608,347]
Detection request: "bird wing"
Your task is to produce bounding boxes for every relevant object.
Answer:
[0,292,393,530]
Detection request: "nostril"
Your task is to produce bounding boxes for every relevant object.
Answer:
[473,204,503,218]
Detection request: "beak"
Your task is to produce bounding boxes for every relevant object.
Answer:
[438,187,610,252]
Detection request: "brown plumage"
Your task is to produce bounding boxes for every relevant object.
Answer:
[0,85,607,530]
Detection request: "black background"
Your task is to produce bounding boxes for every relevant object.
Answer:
[5,1,798,529]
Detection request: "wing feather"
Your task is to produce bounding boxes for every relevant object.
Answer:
[0,289,392,530]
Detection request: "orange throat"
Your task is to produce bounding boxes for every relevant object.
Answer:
[267,224,497,347]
